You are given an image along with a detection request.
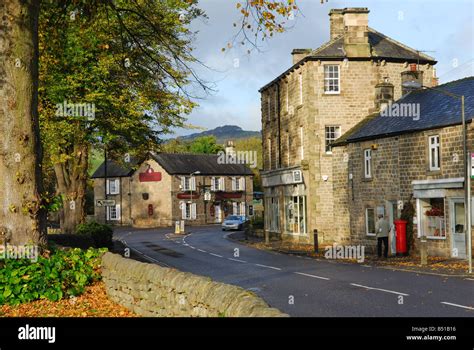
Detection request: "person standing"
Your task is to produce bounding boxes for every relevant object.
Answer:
[375,214,390,258]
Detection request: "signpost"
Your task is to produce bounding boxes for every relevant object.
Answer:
[95,199,116,207]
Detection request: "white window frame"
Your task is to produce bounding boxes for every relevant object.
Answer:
[267,138,272,169]
[429,135,440,171]
[181,176,196,191]
[181,202,196,220]
[365,208,376,236]
[107,204,121,221]
[106,179,120,195]
[299,126,304,160]
[324,64,340,94]
[298,73,303,105]
[364,149,372,179]
[325,126,341,154]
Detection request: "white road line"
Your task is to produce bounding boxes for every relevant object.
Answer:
[441,302,474,311]
[255,263,281,271]
[361,265,372,268]
[294,272,330,280]
[350,283,409,296]
[228,258,246,263]
[189,246,196,249]
[209,253,223,258]
[465,278,474,281]
[197,249,207,253]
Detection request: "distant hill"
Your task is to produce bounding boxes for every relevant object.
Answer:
[178,125,261,144]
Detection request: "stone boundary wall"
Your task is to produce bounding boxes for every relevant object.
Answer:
[101,252,288,317]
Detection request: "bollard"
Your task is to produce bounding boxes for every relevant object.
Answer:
[313,229,319,253]
[174,221,180,234]
[180,220,185,234]
[264,229,270,245]
[420,236,427,266]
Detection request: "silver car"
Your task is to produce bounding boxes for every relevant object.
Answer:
[221,215,248,231]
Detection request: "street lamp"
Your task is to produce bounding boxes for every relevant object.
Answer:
[189,171,201,221]
[402,81,471,273]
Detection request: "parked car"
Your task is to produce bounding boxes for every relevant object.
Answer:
[222,215,249,231]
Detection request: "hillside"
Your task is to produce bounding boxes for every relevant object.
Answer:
[178,125,261,144]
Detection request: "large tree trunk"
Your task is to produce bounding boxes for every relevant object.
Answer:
[54,143,89,234]
[0,0,46,246]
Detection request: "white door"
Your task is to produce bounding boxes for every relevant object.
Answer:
[450,199,467,259]
[387,201,397,255]
[215,205,222,223]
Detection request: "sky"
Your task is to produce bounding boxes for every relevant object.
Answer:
[171,0,474,137]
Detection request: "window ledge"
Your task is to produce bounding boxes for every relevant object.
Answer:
[324,91,341,95]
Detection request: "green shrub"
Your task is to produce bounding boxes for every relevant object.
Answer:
[0,247,106,305]
[76,221,113,248]
[251,216,264,229]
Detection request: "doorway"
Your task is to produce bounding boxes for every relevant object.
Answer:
[214,205,222,223]
[387,201,398,255]
[449,198,467,259]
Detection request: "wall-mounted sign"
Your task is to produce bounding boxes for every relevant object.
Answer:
[471,153,474,179]
[96,199,116,207]
[177,193,200,200]
[215,192,242,200]
[139,165,162,182]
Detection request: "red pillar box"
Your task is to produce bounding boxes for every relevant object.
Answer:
[394,219,408,255]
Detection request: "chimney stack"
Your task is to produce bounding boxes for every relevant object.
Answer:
[342,7,370,58]
[329,9,344,40]
[291,48,312,64]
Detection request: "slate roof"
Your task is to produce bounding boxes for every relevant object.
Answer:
[150,152,253,176]
[259,27,436,92]
[311,28,436,62]
[91,152,253,178]
[91,158,139,178]
[337,77,474,144]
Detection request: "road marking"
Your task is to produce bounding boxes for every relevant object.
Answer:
[189,246,196,249]
[294,272,330,280]
[361,265,372,268]
[209,253,223,258]
[441,302,474,311]
[228,258,246,263]
[197,249,207,253]
[465,278,474,281]
[350,283,409,296]
[255,263,281,271]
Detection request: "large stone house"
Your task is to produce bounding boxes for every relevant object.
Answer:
[332,77,474,258]
[260,7,437,244]
[91,152,253,227]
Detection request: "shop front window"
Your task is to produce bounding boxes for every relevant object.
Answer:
[420,198,446,238]
[265,196,280,232]
[285,196,307,235]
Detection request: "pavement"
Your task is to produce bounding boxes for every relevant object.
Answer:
[113,225,474,317]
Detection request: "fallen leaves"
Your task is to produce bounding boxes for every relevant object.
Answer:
[0,282,136,317]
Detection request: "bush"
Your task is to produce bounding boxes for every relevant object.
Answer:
[48,234,95,249]
[251,216,264,229]
[76,222,113,248]
[0,247,106,305]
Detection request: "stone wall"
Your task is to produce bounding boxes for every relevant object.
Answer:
[101,252,287,317]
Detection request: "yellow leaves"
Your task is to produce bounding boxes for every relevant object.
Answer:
[0,282,136,317]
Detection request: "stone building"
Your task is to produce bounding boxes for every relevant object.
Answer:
[332,77,474,258]
[91,152,253,227]
[260,7,437,244]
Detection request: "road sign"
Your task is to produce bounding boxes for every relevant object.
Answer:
[95,199,116,207]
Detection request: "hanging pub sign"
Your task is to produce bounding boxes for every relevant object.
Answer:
[139,164,162,182]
